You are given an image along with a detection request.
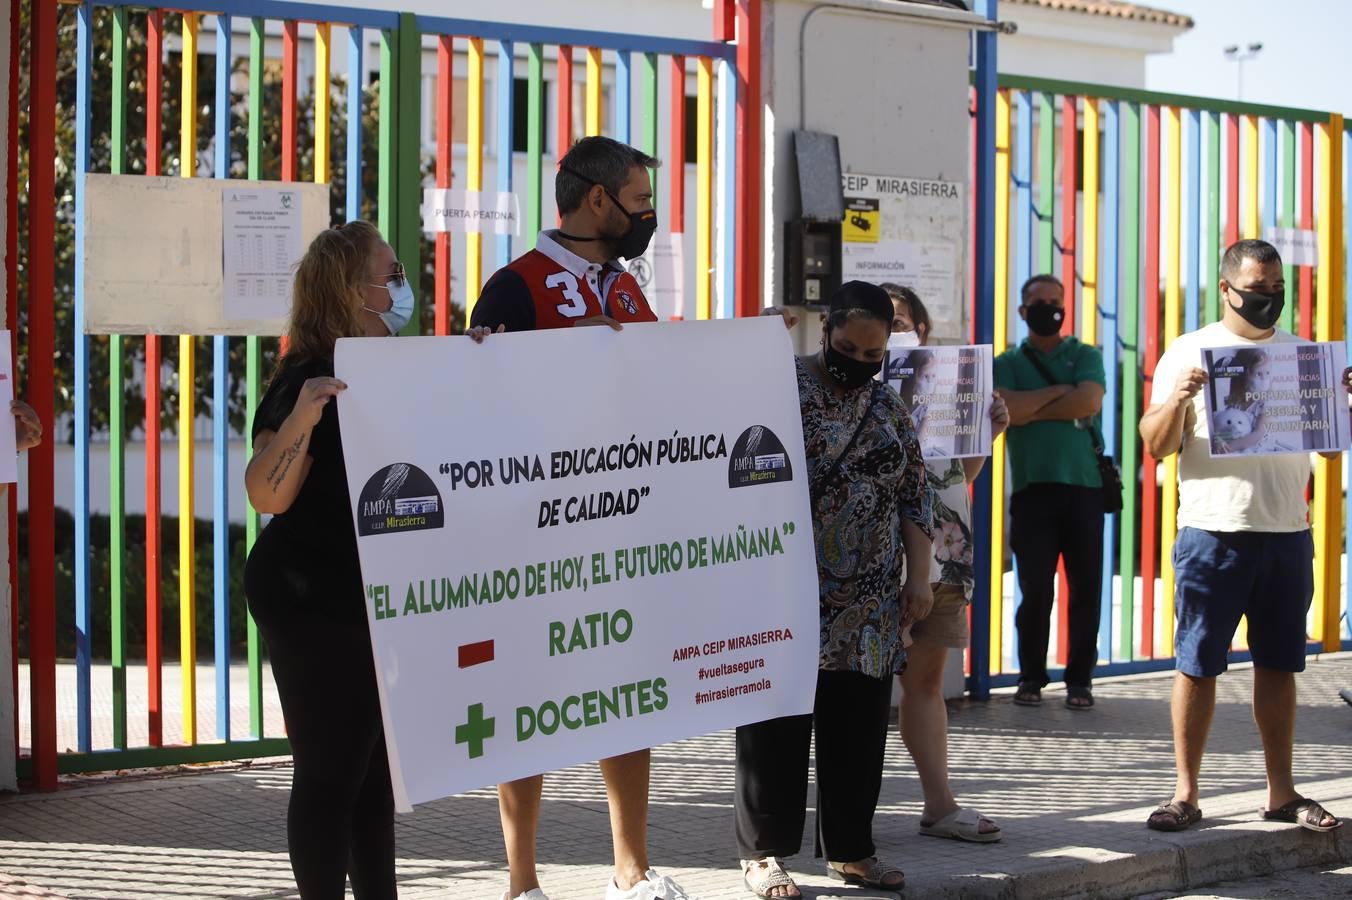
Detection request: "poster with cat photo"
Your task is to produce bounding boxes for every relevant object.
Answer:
[1201,342,1350,457]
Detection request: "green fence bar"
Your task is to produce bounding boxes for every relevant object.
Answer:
[526,43,543,246]
[1205,111,1220,324]
[1118,100,1141,661]
[109,4,129,751]
[245,16,265,738]
[1280,119,1296,331]
[640,52,658,208]
[1038,92,1055,274]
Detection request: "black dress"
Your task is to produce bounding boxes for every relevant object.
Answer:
[243,356,397,900]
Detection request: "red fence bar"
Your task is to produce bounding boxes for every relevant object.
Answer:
[434,35,452,335]
[1060,94,1077,334]
[1140,103,1162,658]
[1225,113,1239,247]
[1298,121,1313,338]
[734,0,762,316]
[26,0,58,790]
[145,8,164,747]
[282,21,298,182]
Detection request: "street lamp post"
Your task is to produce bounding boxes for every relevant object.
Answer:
[1223,42,1264,101]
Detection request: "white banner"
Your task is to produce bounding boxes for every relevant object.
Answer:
[1202,341,1350,457]
[882,341,993,460]
[335,319,820,811]
[421,188,522,235]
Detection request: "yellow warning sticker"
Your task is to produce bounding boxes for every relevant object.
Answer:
[842,197,880,243]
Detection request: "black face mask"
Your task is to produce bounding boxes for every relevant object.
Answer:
[559,166,658,261]
[822,330,882,390]
[1024,303,1064,337]
[1227,286,1285,330]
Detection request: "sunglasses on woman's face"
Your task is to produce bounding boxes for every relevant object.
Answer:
[371,262,406,289]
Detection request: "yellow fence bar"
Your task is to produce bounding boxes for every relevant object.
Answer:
[1243,114,1259,239]
[179,11,199,745]
[1081,99,1099,346]
[695,57,713,320]
[1314,114,1345,650]
[466,37,484,316]
[989,89,1011,672]
[314,23,331,184]
[586,47,602,137]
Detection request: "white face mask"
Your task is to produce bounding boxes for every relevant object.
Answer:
[891,329,921,348]
[365,278,415,335]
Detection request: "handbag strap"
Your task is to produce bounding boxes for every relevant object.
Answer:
[1020,344,1108,457]
[813,384,880,491]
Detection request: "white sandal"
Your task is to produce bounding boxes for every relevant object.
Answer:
[919,806,1002,843]
[740,856,800,898]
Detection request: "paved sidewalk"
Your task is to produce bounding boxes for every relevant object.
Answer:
[5,657,1352,899]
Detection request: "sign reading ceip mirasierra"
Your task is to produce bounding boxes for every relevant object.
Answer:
[335,319,819,811]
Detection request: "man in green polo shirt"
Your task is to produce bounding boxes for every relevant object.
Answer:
[993,274,1106,710]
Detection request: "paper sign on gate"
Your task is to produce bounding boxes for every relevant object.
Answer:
[1262,226,1318,268]
[422,189,522,236]
[1201,341,1350,457]
[335,319,820,811]
[0,331,17,483]
[882,341,994,460]
[628,234,685,320]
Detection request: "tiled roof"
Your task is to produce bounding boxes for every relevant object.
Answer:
[1003,0,1194,28]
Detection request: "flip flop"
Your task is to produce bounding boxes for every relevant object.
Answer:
[919,806,1002,843]
[1066,686,1095,710]
[1013,681,1042,707]
[1262,797,1342,833]
[1146,799,1202,832]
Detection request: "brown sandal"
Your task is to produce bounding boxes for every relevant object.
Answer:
[1262,797,1342,833]
[1146,799,1202,831]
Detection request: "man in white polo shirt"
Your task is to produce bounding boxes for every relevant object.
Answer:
[1139,239,1351,834]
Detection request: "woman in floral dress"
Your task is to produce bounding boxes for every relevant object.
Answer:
[736,282,934,899]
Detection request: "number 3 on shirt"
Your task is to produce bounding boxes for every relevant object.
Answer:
[546,272,588,318]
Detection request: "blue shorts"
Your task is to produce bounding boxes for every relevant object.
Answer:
[1172,527,1314,677]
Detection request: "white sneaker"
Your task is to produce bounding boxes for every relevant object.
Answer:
[605,869,696,900]
[500,890,549,900]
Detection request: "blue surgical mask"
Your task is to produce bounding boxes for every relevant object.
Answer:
[366,279,415,335]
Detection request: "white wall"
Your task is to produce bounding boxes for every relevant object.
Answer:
[998,5,1186,88]
[1,0,15,793]
[766,0,975,350]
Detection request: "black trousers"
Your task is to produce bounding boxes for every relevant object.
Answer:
[247,590,397,900]
[734,669,894,863]
[1009,483,1105,689]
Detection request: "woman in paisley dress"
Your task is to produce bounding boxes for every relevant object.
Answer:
[735,281,934,899]
[882,284,1009,844]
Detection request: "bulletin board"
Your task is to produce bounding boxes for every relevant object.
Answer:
[82,174,330,335]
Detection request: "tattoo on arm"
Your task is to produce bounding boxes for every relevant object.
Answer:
[267,434,306,493]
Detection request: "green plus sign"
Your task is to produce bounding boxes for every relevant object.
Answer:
[455,703,495,759]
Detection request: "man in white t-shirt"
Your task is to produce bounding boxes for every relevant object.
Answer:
[1139,239,1351,834]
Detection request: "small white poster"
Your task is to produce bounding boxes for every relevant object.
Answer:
[221,188,304,324]
[1202,341,1350,457]
[334,319,820,810]
[839,173,966,338]
[882,341,993,460]
[0,332,17,483]
[422,189,522,236]
[1263,226,1318,267]
[628,234,685,320]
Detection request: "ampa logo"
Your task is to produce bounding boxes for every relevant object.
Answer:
[727,426,794,489]
[357,463,444,536]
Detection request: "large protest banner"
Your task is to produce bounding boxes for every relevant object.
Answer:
[1202,341,1351,457]
[882,341,993,460]
[335,319,820,811]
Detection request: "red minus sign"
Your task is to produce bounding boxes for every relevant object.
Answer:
[458,639,495,669]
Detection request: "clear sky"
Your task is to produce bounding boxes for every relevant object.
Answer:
[1144,0,1352,115]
